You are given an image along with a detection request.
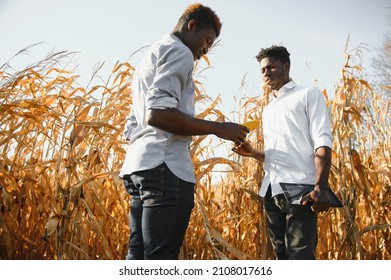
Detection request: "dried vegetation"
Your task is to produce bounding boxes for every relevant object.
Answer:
[0,46,390,259]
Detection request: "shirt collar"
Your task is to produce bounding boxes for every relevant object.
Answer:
[269,80,296,99]
[169,33,185,46]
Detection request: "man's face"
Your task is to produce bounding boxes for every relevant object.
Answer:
[260,57,289,91]
[185,20,216,61]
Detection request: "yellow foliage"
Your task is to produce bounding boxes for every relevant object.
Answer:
[0,47,390,260]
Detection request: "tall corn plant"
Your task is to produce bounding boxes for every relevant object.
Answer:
[1,45,390,260]
[0,50,133,259]
[322,45,391,259]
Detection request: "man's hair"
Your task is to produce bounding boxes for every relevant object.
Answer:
[255,45,290,65]
[176,3,222,37]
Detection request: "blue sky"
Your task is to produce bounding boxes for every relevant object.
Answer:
[0,0,390,117]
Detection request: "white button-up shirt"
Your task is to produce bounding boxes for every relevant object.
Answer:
[259,81,333,197]
[120,33,196,183]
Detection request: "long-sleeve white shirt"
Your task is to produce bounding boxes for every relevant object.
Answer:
[120,33,196,183]
[259,81,333,197]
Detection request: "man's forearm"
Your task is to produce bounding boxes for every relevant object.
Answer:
[147,108,249,146]
[252,149,265,162]
[147,108,220,136]
[314,146,332,190]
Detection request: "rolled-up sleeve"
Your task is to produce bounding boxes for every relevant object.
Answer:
[307,87,333,150]
[146,46,193,110]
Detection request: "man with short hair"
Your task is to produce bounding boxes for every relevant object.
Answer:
[120,3,249,260]
[233,45,333,259]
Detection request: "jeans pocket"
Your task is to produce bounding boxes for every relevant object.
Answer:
[122,175,139,195]
[130,164,165,205]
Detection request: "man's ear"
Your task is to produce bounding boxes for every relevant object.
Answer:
[284,63,290,75]
[187,19,197,32]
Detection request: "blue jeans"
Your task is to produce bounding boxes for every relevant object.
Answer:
[264,187,318,260]
[122,163,195,260]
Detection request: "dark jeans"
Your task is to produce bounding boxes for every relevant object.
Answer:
[264,187,318,260]
[122,163,195,260]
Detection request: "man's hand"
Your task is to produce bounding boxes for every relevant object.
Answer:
[215,122,249,146]
[232,140,254,157]
[232,140,265,162]
[301,186,331,212]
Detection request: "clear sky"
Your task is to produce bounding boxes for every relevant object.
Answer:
[0,0,390,117]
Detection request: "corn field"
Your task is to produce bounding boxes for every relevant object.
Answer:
[0,46,390,260]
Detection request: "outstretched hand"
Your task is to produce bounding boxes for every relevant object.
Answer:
[231,140,254,157]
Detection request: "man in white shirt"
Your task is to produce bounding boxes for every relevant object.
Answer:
[233,45,333,259]
[120,3,249,260]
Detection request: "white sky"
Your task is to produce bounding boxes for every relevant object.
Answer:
[0,0,390,116]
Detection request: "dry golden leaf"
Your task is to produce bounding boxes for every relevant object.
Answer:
[44,214,61,239]
[242,120,260,131]
[202,54,210,66]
